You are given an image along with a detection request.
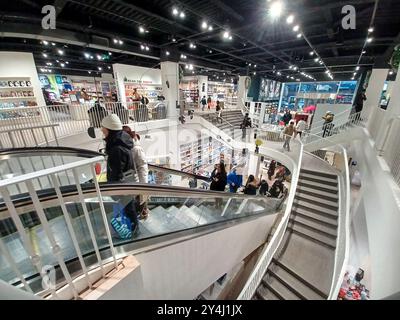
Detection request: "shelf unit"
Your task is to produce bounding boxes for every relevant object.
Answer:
[0,77,38,111]
[208,81,238,108]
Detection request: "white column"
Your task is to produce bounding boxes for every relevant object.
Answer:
[161,61,179,119]
[364,68,388,126]
[237,76,250,111]
[375,71,400,150]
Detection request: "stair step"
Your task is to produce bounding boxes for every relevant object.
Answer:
[292,207,338,227]
[267,269,308,300]
[297,180,338,194]
[299,173,337,187]
[293,198,338,216]
[300,169,338,180]
[287,224,336,250]
[296,185,338,202]
[294,193,338,211]
[255,284,280,300]
[271,259,328,299]
[263,275,301,300]
[289,216,337,238]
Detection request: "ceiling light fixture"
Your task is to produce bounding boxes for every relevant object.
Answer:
[145,46,149,51]
[57,49,64,55]
[179,11,185,18]
[140,44,145,50]
[296,33,302,38]
[60,63,65,67]
[223,31,230,39]
[172,8,179,15]
[119,40,123,45]
[84,52,90,58]
[166,51,170,56]
[139,26,145,33]
[208,25,213,31]
[42,53,48,58]
[367,37,373,43]
[310,51,314,56]
[108,66,111,69]
[362,50,366,54]
[270,1,283,18]
[98,67,102,71]
[201,21,208,29]
[172,38,177,42]
[389,70,394,75]
[293,25,299,32]
[108,52,112,56]
[42,40,49,45]
[65,61,69,64]
[51,42,56,46]
[97,54,102,60]
[286,15,294,24]
[113,39,118,44]
[253,71,256,75]
[356,66,360,71]
[368,27,374,33]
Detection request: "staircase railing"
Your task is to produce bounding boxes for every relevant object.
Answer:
[237,135,304,300]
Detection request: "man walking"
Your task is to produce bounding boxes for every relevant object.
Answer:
[282,121,296,152]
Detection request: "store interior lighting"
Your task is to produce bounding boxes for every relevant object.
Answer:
[201,21,208,29]
[286,15,294,24]
[42,40,49,45]
[293,25,299,32]
[42,53,48,58]
[270,1,284,18]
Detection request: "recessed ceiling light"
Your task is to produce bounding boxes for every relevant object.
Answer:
[172,8,178,16]
[223,31,230,39]
[368,27,374,33]
[88,71,91,74]
[90,56,94,59]
[145,46,149,51]
[201,21,208,29]
[98,67,102,71]
[166,51,170,56]
[113,39,118,44]
[48,69,52,73]
[362,50,366,54]
[108,66,111,69]
[208,25,213,31]
[42,40,49,45]
[290,76,294,79]
[172,38,177,42]
[179,11,185,18]
[65,61,69,64]
[296,33,302,38]
[229,35,233,40]
[51,42,56,46]
[60,63,65,67]
[42,53,48,58]
[57,49,64,55]
[277,72,281,75]
[356,66,360,71]
[108,52,112,56]
[314,58,319,62]
[367,37,373,43]
[293,25,300,32]
[56,60,59,63]
[253,71,256,75]
[139,26,145,33]
[286,15,294,24]
[310,51,314,56]
[389,70,394,75]
[319,61,323,64]
[84,52,90,58]
[97,54,102,60]
[119,40,123,45]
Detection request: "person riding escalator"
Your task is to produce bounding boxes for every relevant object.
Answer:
[101,114,139,236]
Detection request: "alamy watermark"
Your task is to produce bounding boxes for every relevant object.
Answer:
[41,5,56,30]
[342,5,356,30]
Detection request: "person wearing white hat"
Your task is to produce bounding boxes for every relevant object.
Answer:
[101,114,139,235]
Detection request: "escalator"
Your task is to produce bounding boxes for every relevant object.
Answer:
[0,147,286,297]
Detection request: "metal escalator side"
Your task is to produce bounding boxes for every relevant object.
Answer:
[0,181,286,297]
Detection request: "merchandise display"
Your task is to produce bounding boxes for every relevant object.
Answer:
[180,79,199,107]
[0,77,37,110]
[338,269,370,300]
[208,81,237,108]
[124,81,162,104]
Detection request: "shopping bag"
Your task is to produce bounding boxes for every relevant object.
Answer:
[110,203,132,239]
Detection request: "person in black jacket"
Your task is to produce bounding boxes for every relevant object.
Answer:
[101,114,139,235]
[210,162,227,209]
[282,109,292,126]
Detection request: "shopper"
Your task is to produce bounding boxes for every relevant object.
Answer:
[259,180,269,196]
[112,94,129,124]
[282,109,292,126]
[269,108,278,124]
[207,95,212,110]
[267,160,276,180]
[201,95,207,111]
[269,179,284,198]
[244,175,259,195]
[101,114,138,236]
[241,113,252,139]
[282,121,296,152]
[322,111,335,138]
[354,89,367,114]
[210,162,227,209]
[88,100,108,128]
[122,126,150,219]
[296,119,307,138]
[227,168,242,193]
[216,101,223,123]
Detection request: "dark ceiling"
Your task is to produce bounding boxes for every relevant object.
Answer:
[1,0,399,81]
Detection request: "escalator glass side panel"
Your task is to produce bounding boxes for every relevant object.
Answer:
[0,186,285,294]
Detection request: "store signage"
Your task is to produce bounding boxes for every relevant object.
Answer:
[342,5,356,30]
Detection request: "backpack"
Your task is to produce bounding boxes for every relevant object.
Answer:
[110,203,132,239]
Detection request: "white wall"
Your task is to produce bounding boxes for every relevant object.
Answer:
[0,52,46,106]
[351,131,400,299]
[135,214,275,299]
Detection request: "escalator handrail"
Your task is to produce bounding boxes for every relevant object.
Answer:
[0,182,284,215]
[0,147,211,181]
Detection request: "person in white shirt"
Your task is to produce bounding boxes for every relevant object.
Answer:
[296,119,307,138]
